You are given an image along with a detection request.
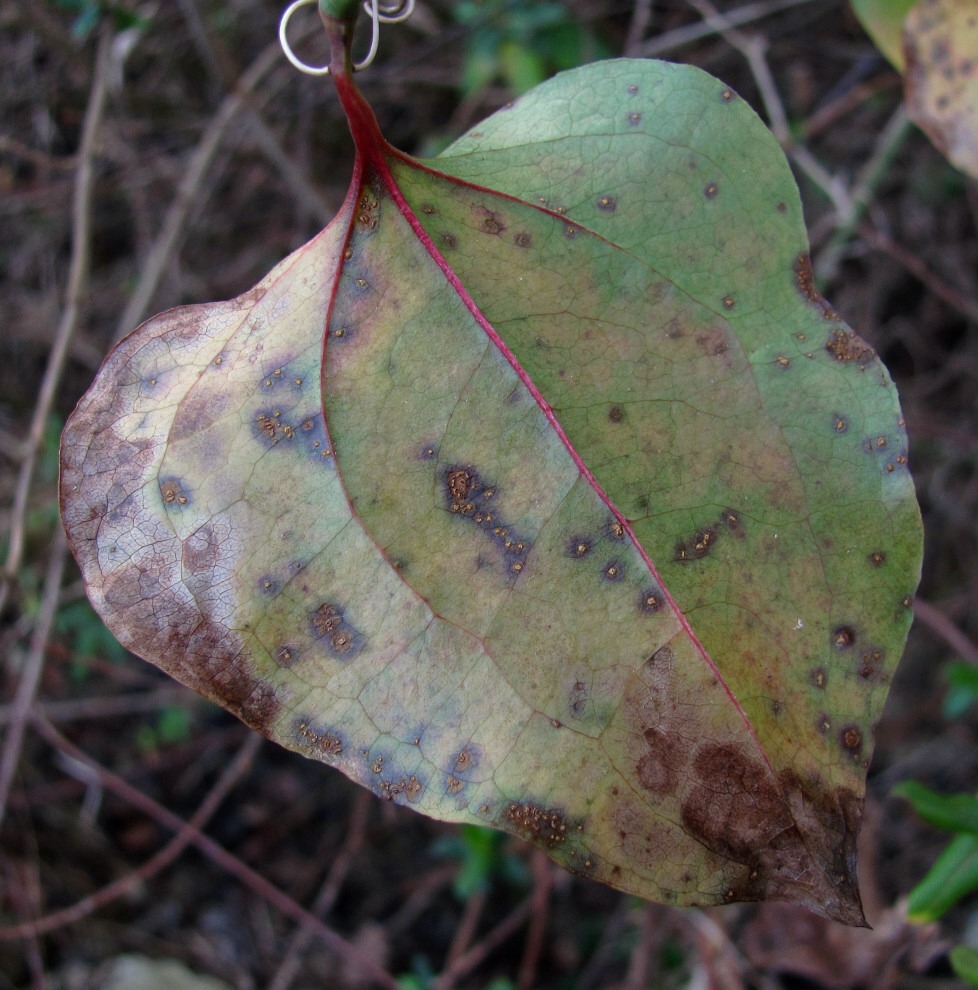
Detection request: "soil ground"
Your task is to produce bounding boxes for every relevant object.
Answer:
[2,1,977,987]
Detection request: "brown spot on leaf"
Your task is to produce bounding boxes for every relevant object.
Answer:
[640,588,663,613]
[569,680,589,719]
[608,405,624,423]
[309,602,364,660]
[721,88,734,102]
[832,626,856,650]
[275,644,298,668]
[567,535,592,558]
[514,231,532,248]
[602,560,625,582]
[680,743,793,865]
[811,668,827,689]
[504,802,571,848]
[869,551,886,567]
[720,508,744,537]
[442,233,457,250]
[675,526,718,562]
[479,208,505,235]
[826,328,876,364]
[443,465,530,576]
[834,415,848,434]
[858,647,885,680]
[627,111,642,125]
[160,478,190,508]
[840,725,863,758]
[704,182,719,199]
[296,720,343,759]
[597,195,617,213]
[453,746,480,775]
[636,727,684,795]
[722,295,735,310]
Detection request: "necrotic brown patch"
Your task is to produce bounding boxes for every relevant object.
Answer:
[635,727,684,796]
[680,743,793,864]
[597,195,617,213]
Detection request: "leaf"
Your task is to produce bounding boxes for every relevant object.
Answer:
[903,0,978,179]
[850,0,917,69]
[60,24,922,926]
[951,945,978,987]
[893,781,978,834]
[905,833,978,922]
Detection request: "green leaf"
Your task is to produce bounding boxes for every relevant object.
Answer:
[906,833,978,922]
[893,781,978,834]
[951,945,978,987]
[60,55,922,925]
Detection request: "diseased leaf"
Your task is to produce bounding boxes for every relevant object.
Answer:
[903,0,978,179]
[60,19,922,926]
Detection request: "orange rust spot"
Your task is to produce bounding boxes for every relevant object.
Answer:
[826,327,876,364]
[311,603,343,636]
[160,479,188,506]
[297,721,342,758]
[505,802,570,848]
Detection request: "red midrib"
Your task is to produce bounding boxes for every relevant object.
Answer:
[330,66,773,778]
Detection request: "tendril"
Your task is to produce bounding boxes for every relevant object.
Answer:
[279,0,414,76]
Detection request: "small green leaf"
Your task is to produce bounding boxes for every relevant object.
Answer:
[893,781,978,834]
[907,833,978,922]
[950,945,978,987]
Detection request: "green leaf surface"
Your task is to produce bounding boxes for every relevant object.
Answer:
[60,55,922,924]
[906,833,978,922]
[893,781,978,834]
[951,945,978,987]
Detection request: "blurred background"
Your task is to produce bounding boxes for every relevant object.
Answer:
[2,1,977,987]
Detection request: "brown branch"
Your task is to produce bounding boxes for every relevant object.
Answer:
[0,28,111,621]
[0,716,401,990]
[2,724,259,936]
[0,529,67,827]
[267,788,372,990]
[858,224,978,326]
[913,599,978,663]
[516,850,552,990]
[434,894,533,990]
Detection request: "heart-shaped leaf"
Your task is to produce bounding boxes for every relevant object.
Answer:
[60,16,922,925]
